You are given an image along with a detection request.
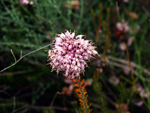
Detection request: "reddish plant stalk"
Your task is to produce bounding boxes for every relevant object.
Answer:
[73,77,91,113]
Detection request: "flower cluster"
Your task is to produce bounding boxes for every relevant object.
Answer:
[48,30,98,78]
[116,20,129,33]
[133,83,150,106]
[19,0,35,5]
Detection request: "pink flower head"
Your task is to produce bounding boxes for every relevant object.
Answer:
[136,83,149,98]
[116,20,129,33]
[122,0,128,3]
[135,101,143,107]
[48,30,98,78]
[119,42,126,51]
[19,0,34,5]
[127,37,134,46]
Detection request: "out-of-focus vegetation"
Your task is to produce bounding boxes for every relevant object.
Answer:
[0,0,150,113]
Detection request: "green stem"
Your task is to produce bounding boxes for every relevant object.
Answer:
[0,44,51,73]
